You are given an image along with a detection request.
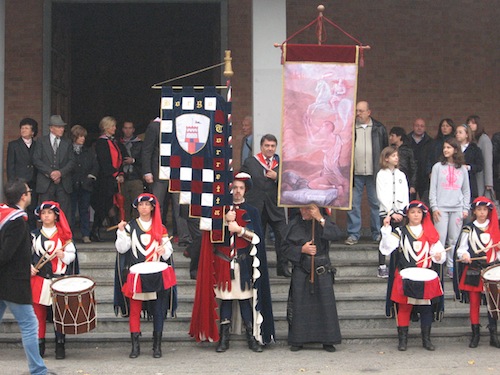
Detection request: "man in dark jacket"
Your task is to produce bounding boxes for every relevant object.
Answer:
[241,134,291,277]
[389,126,417,196]
[0,180,52,375]
[345,101,388,249]
[119,121,144,221]
[7,117,39,229]
[33,115,75,217]
[408,118,434,203]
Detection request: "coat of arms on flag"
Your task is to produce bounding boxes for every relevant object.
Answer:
[159,86,232,242]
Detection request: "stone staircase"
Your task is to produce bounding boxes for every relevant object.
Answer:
[0,239,477,347]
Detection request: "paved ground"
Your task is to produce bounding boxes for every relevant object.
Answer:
[1,339,499,375]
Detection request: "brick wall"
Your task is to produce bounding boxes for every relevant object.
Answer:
[286,0,500,233]
[4,0,44,141]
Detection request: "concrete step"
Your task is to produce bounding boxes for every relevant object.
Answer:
[0,306,473,334]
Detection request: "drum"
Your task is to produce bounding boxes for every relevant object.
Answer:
[51,275,96,334]
[482,264,500,320]
[125,261,177,301]
[399,267,442,300]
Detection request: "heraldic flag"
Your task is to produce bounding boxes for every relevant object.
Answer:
[279,44,360,210]
[159,86,232,242]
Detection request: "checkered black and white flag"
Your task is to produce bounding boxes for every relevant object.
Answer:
[159,86,232,242]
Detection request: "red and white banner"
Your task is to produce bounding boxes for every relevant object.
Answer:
[279,44,359,209]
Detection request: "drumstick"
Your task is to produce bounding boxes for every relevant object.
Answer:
[106,224,119,232]
[415,246,453,265]
[145,236,174,262]
[458,256,488,262]
[457,242,500,263]
[34,243,54,269]
[36,241,72,270]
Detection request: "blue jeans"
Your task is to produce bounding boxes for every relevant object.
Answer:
[71,188,91,237]
[346,175,380,240]
[0,300,47,375]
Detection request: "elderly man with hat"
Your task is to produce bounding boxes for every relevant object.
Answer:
[33,115,75,217]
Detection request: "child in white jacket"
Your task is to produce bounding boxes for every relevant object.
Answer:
[376,146,409,277]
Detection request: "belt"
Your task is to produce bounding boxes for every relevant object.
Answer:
[316,265,328,275]
[214,249,247,263]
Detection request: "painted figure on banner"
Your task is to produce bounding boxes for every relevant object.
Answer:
[280,64,356,208]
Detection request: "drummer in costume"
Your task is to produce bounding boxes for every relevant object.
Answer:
[189,172,275,352]
[115,193,176,359]
[453,196,500,348]
[30,201,77,359]
[379,200,446,351]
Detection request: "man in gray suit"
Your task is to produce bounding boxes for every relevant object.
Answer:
[33,115,75,217]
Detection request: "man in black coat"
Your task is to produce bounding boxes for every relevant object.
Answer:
[7,117,39,229]
[241,134,291,277]
[33,115,75,217]
[0,180,52,375]
[408,118,434,204]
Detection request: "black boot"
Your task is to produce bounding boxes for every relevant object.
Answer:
[38,338,45,358]
[90,225,103,242]
[244,321,263,352]
[129,332,141,358]
[469,324,480,348]
[276,256,292,277]
[487,322,500,348]
[215,323,230,352]
[55,337,65,359]
[421,326,435,351]
[153,331,162,358]
[397,326,408,351]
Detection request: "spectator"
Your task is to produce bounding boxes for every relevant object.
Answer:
[240,115,253,165]
[70,125,99,243]
[389,126,417,197]
[91,116,124,241]
[408,118,433,203]
[33,115,75,218]
[376,146,409,278]
[119,121,144,221]
[241,134,291,277]
[492,131,500,199]
[455,123,483,200]
[429,138,470,278]
[467,115,494,198]
[427,118,455,176]
[6,118,39,229]
[345,101,388,245]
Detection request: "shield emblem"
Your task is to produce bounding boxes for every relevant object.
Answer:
[140,234,152,248]
[175,113,210,155]
[413,241,422,253]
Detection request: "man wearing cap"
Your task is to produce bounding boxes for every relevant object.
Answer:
[33,115,75,217]
[189,172,275,352]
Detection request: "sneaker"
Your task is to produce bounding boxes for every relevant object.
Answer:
[378,265,389,278]
[447,267,454,279]
[82,236,91,244]
[345,236,358,245]
[373,234,381,244]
